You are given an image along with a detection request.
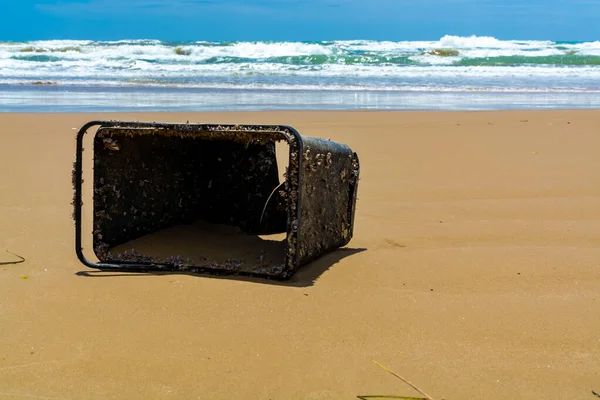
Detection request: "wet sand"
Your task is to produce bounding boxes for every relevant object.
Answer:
[1,110,599,399]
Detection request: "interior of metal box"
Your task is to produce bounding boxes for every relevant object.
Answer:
[91,127,289,272]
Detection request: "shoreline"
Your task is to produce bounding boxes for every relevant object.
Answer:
[2,85,600,113]
[3,108,600,117]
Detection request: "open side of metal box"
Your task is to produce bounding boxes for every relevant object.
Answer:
[73,121,359,279]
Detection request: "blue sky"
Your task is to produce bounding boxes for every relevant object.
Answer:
[2,0,599,41]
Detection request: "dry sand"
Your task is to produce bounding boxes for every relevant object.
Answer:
[0,110,599,399]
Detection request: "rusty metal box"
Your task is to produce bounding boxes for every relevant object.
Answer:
[73,121,359,279]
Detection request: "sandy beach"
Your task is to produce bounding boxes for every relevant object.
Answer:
[0,110,599,399]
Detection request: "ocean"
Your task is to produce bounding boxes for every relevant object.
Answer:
[1,35,600,112]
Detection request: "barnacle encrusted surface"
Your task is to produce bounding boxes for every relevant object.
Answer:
[296,137,359,266]
[93,126,289,268]
[81,121,359,279]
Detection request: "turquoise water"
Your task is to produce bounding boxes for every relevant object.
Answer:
[2,35,600,111]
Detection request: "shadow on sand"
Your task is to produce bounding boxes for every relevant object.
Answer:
[75,247,366,288]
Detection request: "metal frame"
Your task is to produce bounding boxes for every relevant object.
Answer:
[73,120,359,279]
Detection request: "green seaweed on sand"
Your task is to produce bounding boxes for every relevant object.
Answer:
[357,360,435,400]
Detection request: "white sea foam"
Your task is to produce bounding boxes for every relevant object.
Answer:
[1,35,600,93]
[3,78,599,94]
[197,41,332,58]
[437,35,552,49]
[26,39,93,47]
[1,59,599,81]
[2,35,600,65]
